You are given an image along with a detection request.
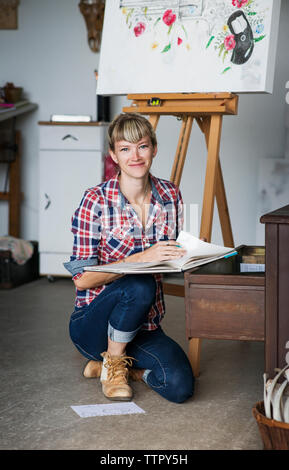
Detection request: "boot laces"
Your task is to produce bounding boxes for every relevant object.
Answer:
[103,354,135,382]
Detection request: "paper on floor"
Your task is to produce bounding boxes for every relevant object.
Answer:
[71,402,145,418]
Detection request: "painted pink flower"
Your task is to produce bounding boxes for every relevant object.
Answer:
[163,9,176,26]
[134,22,146,37]
[224,34,236,51]
[232,0,249,7]
[177,37,183,45]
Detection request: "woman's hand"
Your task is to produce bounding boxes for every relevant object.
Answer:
[138,240,187,263]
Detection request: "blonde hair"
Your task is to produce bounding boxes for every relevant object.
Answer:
[108,113,157,151]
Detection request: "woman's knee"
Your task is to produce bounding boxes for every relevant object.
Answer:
[147,363,195,403]
[124,274,157,306]
[166,369,195,403]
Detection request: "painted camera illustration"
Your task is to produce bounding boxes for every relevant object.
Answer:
[227,10,254,65]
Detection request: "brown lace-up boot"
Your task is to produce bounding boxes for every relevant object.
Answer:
[83,360,102,378]
[83,359,145,382]
[100,351,134,401]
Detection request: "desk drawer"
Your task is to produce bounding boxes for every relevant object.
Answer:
[185,283,265,341]
[39,125,107,151]
[184,245,265,342]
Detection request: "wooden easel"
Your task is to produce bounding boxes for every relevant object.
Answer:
[123,93,238,377]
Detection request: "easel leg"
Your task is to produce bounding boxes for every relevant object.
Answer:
[189,116,234,376]
[189,115,222,377]
[170,116,193,186]
[198,116,234,247]
[215,161,234,247]
[199,114,223,242]
[148,114,160,130]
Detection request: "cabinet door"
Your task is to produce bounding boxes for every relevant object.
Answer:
[39,150,103,253]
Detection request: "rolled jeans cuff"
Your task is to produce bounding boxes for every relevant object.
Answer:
[142,369,152,384]
[108,322,140,343]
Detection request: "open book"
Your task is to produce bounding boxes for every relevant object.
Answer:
[84,231,237,274]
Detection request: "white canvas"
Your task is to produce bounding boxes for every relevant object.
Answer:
[97,0,281,95]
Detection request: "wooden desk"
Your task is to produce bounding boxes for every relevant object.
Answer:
[0,103,37,237]
[260,205,289,378]
[184,247,265,376]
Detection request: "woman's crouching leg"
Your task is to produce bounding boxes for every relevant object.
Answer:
[69,274,157,360]
[127,327,195,403]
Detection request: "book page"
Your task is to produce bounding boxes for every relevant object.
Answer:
[162,231,233,269]
[176,231,234,257]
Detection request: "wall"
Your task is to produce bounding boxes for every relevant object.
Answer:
[0,0,289,246]
[0,0,99,239]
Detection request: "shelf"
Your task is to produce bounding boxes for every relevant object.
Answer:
[0,103,38,122]
[0,103,38,237]
[38,121,109,126]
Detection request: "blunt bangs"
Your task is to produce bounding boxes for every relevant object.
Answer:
[108,113,157,151]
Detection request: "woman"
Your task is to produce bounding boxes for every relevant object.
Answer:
[64,113,195,403]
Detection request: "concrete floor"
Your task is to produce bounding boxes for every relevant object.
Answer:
[0,278,264,450]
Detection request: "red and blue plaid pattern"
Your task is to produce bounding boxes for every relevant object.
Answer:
[68,173,184,331]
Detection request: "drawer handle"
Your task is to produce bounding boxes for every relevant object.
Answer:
[62,134,79,141]
[44,193,51,210]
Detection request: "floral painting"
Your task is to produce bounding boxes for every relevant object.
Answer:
[97,0,281,94]
[120,0,267,74]
[205,0,267,74]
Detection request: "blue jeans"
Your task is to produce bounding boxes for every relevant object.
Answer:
[69,274,195,403]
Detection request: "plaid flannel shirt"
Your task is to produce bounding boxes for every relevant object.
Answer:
[64,173,184,331]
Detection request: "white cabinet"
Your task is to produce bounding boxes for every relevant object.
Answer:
[39,123,108,276]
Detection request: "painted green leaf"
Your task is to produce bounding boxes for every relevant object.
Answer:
[223,50,228,63]
[168,25,172,35]
[222,67,231,74]
[206,35,215,48]
[182,24,188,39]
[126,9,133,24]
[219,43,225,57]
[144,7,148,17]
[254,35,266,42]
[161,43,171,53]
[248,12,257,15]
